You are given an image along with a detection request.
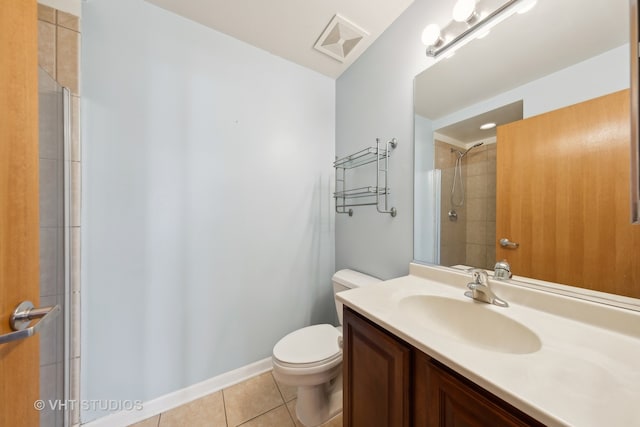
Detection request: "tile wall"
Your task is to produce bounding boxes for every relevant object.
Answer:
[435,140,467,266]
[38,65,66,427]
[464,144,496,270]
[37,3,82,426]
[435,140,496,270]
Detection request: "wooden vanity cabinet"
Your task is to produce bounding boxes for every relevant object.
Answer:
[343,307,545,427]
[343,305,411,427]
[414,351,544,427]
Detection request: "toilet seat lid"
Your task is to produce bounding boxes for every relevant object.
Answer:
[273,324,341,365]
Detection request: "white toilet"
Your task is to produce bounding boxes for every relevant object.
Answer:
[272,269,380,426]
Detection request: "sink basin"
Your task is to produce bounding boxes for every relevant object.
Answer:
[398,295,542,354]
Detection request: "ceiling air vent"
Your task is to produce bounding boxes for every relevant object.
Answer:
[314,14,368,62]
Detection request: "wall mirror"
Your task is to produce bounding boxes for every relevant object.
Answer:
[413,0,640,302]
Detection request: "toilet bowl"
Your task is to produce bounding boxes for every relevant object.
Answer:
[271,269,380,426]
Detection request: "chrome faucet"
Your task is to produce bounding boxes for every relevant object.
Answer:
[493,260,512,280]
[464,269,509,307]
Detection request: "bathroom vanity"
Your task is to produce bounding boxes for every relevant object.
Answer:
[338,263,640,427]
[343,307,543,427]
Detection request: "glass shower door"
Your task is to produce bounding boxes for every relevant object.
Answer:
[38,67,71,427]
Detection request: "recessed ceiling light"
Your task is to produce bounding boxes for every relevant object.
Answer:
[480,122,496,130]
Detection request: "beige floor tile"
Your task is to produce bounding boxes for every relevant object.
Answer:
[159,391,226,427]
[224,372,284,426]
[286,399,342,427]
[238,405,294,427]
[320,413,343,427]
[285,400,303,427]
[272,373,297,402]
[129,415,160,427]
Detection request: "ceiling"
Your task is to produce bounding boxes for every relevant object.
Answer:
[435,101,523,146]
[144,0,415,79]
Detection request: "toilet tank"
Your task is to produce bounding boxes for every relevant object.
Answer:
[332,269,381,325]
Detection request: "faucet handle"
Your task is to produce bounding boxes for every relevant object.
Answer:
[465,269,509,308]
[493,260,512,280]
[470,269,489,285]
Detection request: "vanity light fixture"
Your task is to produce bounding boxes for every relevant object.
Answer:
[480,122,496,130]
[452,0,478,24]
[422,0,536,58]
[421,23,444,48]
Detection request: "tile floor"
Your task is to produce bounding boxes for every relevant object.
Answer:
[129,371,342,427]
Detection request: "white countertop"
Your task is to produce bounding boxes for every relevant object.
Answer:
[336,263,640,427]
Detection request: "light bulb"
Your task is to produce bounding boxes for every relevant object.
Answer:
[452,0,476,23]
[421,24,442,46]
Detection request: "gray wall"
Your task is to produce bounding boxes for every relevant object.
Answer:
[335,0,448,279]
[81,0,335,422]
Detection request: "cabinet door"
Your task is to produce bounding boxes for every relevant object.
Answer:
[415,352,544,427]
[343,307,411,427]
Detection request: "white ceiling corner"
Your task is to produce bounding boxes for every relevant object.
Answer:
[144,0,415,79]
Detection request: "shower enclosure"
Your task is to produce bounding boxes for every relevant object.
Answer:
[38,67,72,427]
[436,139,496,270]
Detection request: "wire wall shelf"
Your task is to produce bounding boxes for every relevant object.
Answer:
[334,138,398,217]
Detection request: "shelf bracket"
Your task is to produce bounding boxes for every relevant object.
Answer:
[376,138,398,217]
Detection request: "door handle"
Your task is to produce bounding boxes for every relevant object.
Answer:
[499,238,520,249]
[0,301,60,345]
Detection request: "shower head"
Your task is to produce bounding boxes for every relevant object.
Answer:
[450,141,484,208]
[457,141,484,158]
[465,141,484,153]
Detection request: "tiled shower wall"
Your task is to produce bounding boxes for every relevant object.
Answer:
[435,140,467,266]
[464,143,496,270]
[37,4,82,426]
[435,140,496,270]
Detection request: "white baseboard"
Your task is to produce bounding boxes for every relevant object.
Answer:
[82,357,273,427]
